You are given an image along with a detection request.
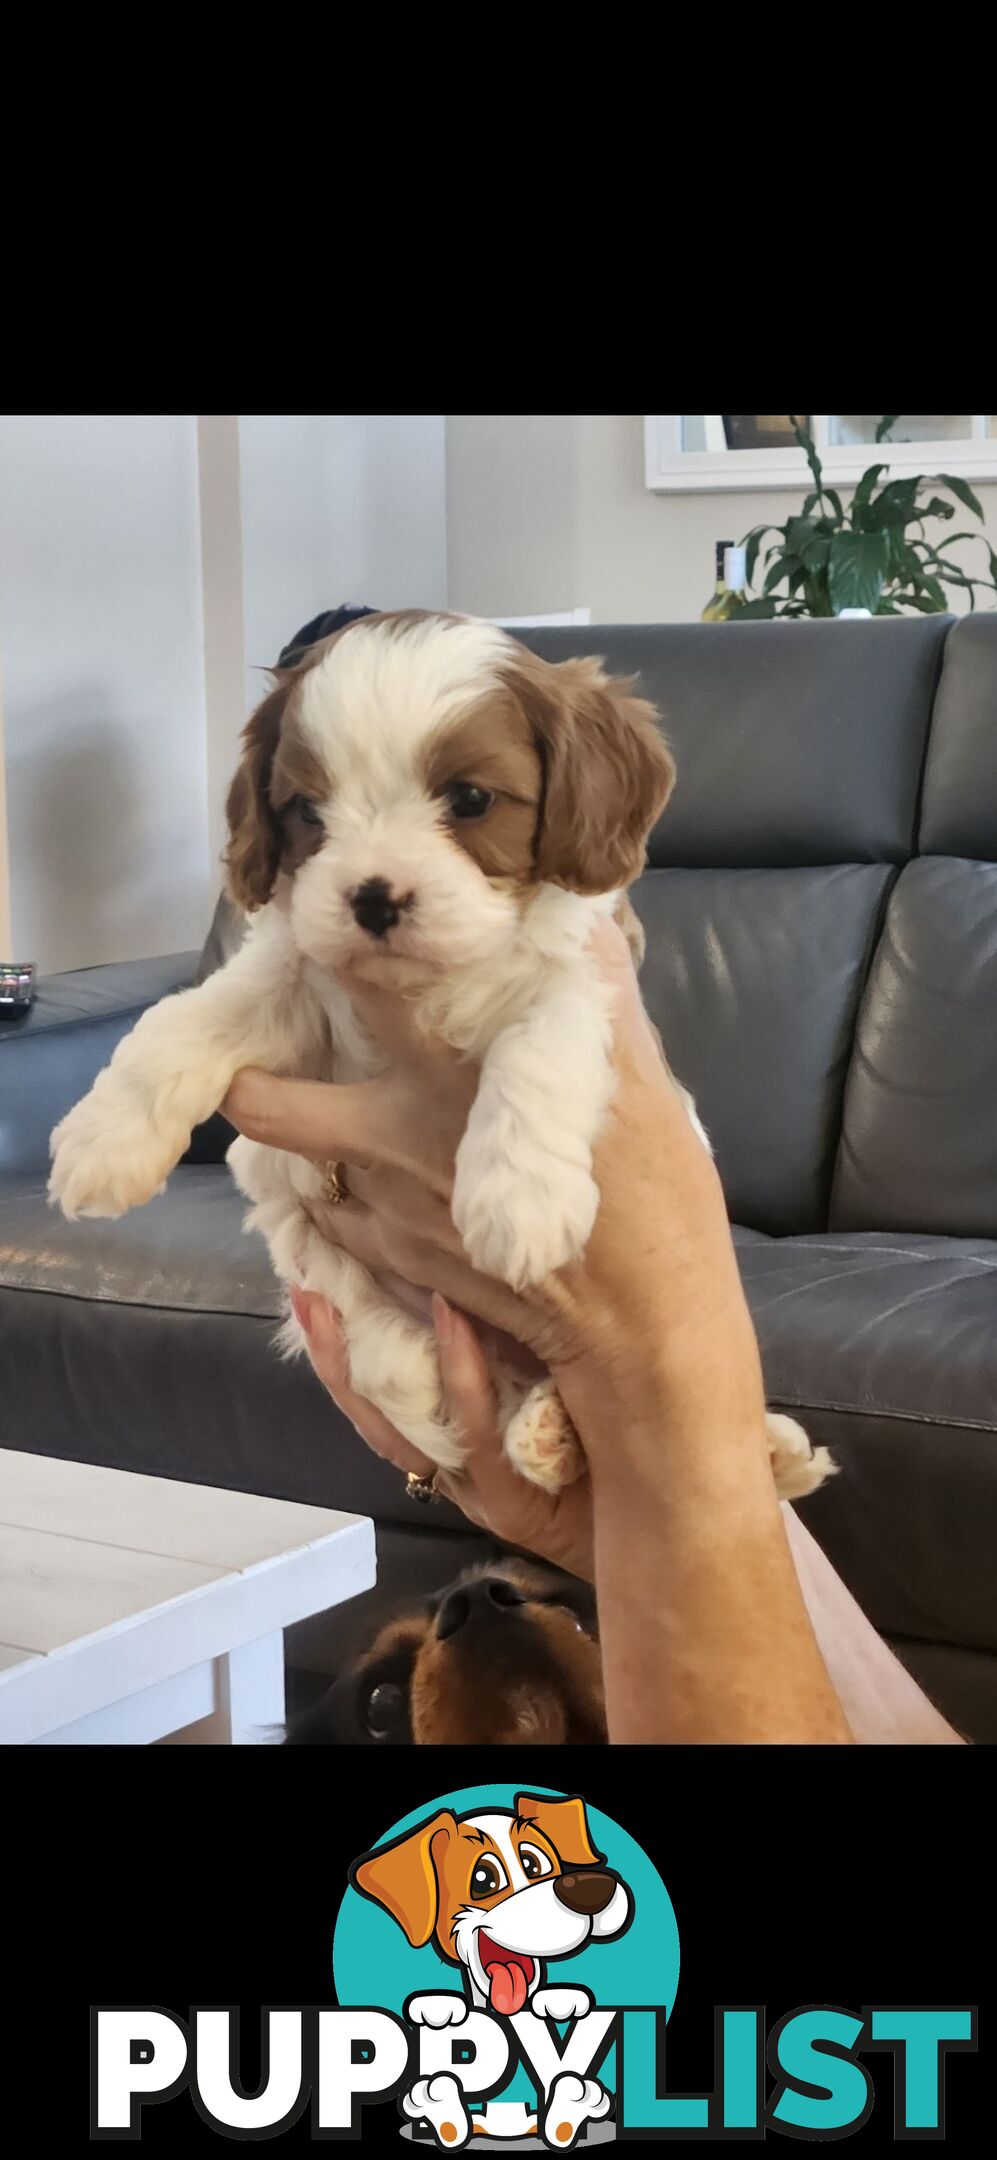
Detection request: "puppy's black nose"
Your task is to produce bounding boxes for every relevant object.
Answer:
[435,1575,526,1641]
[553,1871,619,1915]
[351,877,401,938]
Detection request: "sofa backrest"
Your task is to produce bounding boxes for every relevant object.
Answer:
[519,615,995,1240]
[829,616,997,1239]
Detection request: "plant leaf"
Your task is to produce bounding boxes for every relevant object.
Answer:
[937,473,984,520]
[851,463,887,527]
[865,478,923,531]
[742,525,783,589]
[735,597,780,619]
[887,536,923,584]
[827,531,890,614]
[784,516,831,569]
[794,421,824,496]
[875,415,900,442]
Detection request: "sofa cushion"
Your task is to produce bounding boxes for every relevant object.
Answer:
[736,1226,997,1655]
[634,863,894,1233]
[519,618,949,869]
[4,1164,994,1665]
[0,1167,460,1534]
[830,858,997,1237]
[0,952,198,1175]
[194,890,247,985]
[918,615,997,861]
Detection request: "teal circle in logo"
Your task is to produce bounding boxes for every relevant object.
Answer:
[332,1782,680,2107]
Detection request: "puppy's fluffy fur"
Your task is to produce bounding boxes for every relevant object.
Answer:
[49,610,831,1500]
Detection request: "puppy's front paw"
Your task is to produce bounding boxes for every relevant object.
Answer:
[531,1985,593,2022]
[452,1150,599,1291]
[402,2073,470,2148]
[766,1412,836,1500]
[543,2074,611,2150]
[49,1086,183,1219]
[405,1995,469,2029]
[503,1378,584,1495]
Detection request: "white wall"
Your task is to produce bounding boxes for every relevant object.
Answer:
[0,416,449,974]
[239,414,448,703]
[0,415,211,974]
[202,415,448,873]
[446,415,997,624]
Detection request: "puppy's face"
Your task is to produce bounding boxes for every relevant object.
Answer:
[224,611,674,981]
[352,1790,632,2011]
[285,1560,605,1747]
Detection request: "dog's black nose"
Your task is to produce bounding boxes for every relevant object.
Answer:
[351,878,401,938]
[435,1575,526,1641]
[553,1871,619,1915]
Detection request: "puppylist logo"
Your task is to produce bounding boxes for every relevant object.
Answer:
[91,1783,977,2145]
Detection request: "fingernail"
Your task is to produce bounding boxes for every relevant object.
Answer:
[432,1292,454,1343]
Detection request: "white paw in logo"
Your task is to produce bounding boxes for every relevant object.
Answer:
[406,1994,469,2029]
[402,2071,469,2148]
[531,1984,594,2023]
[542,2072,611,2149]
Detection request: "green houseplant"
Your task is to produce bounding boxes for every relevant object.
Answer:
[738,418,997,618]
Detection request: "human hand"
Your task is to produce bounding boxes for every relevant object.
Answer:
[223,921,768,1482]
[289,1285,594,1581]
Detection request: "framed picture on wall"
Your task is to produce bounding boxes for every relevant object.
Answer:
[646,415,997,490]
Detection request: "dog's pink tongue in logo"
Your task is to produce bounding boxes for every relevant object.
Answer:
[479,1935,534,2015]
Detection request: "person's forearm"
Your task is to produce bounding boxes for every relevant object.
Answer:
[570,1357,853,1745]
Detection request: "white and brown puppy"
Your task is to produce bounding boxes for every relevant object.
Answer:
[352,1791,626,2146]
[49,610,830,1498]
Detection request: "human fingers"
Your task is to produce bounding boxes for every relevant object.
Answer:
[314,1197,557,1354]
[432,1298,595,1578]
[291,1290,435,1477]
[222,1066,466,1191]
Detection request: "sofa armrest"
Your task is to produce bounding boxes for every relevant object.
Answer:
[0,952,200,1175]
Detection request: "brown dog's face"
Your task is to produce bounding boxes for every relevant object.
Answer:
[222,611,674,984]
[350,1790,632,2010]
[285,1560,605,1747]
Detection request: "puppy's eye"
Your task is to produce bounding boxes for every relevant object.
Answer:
[518,1844,554,1882]
[289,793,324,827]
[469,1855,508,1898]
[365,1681,406,1739]
[446,782,495,822]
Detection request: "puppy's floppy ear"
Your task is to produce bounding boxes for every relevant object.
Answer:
[350,1810,457,1947]
[223,674,294,912]
[514,654,675,894]
[515,1793,604,1868]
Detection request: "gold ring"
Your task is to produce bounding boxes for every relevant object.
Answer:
[321,1160,350,1205]
[406,1469,439,1504]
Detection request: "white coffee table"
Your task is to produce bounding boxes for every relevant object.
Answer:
[0,1449,375,1745]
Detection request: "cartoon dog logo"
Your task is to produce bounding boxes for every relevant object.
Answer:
[350,1790,632,2146]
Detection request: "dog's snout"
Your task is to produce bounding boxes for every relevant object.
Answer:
[553,1870,618,1915]
[435,1574,527,1641]
[350,877,402,938]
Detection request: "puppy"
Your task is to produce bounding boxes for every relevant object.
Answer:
[352,1788,629,2143]
[49,610,830,1501]
[285,1558,606,1745]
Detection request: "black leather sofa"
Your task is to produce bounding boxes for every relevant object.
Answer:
[3,616,996,1739]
